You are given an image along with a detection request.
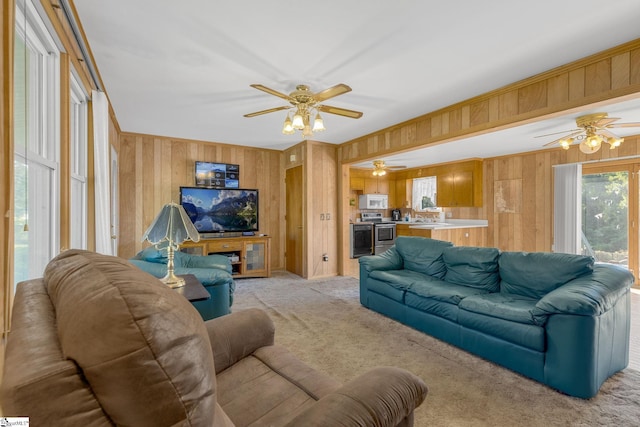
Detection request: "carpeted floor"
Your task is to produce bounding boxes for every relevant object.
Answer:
[232,272,640,427]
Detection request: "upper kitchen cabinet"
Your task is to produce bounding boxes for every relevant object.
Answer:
[364,177,389,194]
[435,160,483,207]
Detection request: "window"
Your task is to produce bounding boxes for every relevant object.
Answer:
[412,177,437,212]
[70,72,88,249]
[14,0,60,284]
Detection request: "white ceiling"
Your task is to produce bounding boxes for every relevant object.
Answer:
[73,0,640,169]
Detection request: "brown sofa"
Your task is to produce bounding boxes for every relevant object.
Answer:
[1,250,427,426]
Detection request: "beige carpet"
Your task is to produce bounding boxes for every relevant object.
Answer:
[232,272,640,427]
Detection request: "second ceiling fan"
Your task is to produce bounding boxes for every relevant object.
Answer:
[244,83,363,137]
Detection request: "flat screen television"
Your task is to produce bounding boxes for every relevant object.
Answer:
[180,187,258,234]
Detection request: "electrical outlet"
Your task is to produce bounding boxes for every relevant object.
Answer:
[322,254,329,262]
[320,213,325,220]
[326,213,331,220]
[446,212,452,218]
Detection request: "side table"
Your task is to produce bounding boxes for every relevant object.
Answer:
[174,274,210,302]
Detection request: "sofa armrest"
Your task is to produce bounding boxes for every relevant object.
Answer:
[358,247,403,272]
[283,367,427,427]
[205,308,275,373]
[534,264,633,318]
[183,253,232,273]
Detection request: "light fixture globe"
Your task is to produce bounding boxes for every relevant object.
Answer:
[579,139,601,154]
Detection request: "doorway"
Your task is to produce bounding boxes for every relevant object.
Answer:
[582,161,639,284]
[286,166,303,276]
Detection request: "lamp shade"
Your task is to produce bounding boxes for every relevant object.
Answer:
[141,202,200,245]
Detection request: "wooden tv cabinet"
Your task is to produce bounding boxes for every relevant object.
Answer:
[180,235,271,278]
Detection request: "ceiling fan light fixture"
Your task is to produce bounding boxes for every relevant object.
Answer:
[608,136,624,148]
[312,112,325,132]
[579,139,601,154]
[292,110,304,129]
[282,113,294,134]
[559,138,573,150]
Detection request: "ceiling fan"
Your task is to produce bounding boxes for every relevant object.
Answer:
[371,159,406,176]
[539,112,640,154]
[244,83,363,137]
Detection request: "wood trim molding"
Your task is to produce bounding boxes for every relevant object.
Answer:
[338,38,640,165]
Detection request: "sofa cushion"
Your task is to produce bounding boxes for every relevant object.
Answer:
[407,279,490,306]
[138,246,168,264]
[499,251,594,299]
[459,293,539,325]
[458,308,545,352]
[369,269,435,291]
[443,246,500,292]
[394,236,453,279]
[44,250,217,426]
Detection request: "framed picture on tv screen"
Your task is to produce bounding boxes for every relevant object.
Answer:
[195,162,240,188]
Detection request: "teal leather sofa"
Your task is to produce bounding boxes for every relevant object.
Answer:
[359,236,634,398]
[129,247,235,320]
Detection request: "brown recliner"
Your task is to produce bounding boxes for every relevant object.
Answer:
[1,250,427,426]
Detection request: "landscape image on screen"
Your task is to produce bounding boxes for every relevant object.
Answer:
[180,187,258,233]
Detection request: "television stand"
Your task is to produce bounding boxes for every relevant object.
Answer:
[180,235,270,278]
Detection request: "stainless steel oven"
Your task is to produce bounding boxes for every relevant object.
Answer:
[360,212,397,255]
[350,223,373,258]
[373,222,396,254]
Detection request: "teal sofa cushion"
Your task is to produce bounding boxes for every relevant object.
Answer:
[394,236,453,279]
[459,293,538,325]
[499,252,594,299]
[137,246,168,264]
[369,269,434,291]
[443,246,500,292]
[407,279,489,306]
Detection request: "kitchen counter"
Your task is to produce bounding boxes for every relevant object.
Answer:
[395,219,488,247]
[408,219,488,230]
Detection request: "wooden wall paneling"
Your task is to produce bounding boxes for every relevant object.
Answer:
[584,58,611,97]
[547,73,569,107]
[337,39,640,167]
[518,80,547,114]
[117,133,285,270]
[611,52,631,90]
[631,48,640,84]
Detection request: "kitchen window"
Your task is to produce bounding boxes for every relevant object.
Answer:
[412,176,437,212]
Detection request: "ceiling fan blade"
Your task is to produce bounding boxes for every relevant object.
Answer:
[543,130,585,147]
[318,104,363,119]
[594,117,620,127]
[312,84,352,102]
[599,128,620,139]
[607,122,640,128]
[534,128,580,138]
[250,84,293,102]
[243,106,291,118]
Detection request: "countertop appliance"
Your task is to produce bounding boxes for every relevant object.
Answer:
[358,194,388,210]
[361,212,397,255]
[391,209,401,221]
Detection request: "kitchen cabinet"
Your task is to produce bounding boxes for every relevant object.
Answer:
[435,160,482,207]
[350,176,365,191]
[364,177,389,194]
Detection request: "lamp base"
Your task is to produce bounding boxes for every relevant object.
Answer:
[161,271,185,288]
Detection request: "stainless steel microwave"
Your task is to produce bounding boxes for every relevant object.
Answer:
[358,194,388,210]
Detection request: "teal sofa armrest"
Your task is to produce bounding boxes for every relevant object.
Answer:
[533,263,633,320]
[182,253,232,274]
[358,247,403,272]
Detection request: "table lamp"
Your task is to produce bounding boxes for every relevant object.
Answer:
[141,202,200,288]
